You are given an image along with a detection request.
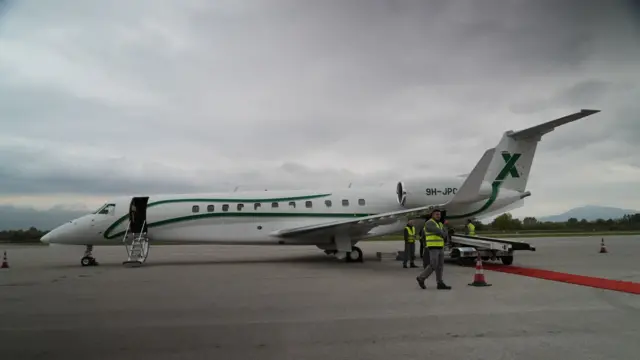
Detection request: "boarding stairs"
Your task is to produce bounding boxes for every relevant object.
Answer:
[122,220,150,267]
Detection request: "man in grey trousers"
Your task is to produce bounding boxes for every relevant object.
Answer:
[416,209,452,290]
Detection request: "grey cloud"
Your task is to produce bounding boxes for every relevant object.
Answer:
[509,80,614,114]
[0,143,398,196]
[0,146,208,195]
[1,0,640,215]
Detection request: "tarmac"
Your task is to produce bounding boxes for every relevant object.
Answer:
[1,235,640,360]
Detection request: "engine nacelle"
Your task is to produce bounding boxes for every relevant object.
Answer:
[397,177,497,210]
[396,180,433,208]
[396,178,462,208]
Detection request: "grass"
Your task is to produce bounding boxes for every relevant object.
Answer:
[368,230,640,241]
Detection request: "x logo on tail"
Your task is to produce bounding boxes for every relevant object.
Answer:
[497,152,521,180]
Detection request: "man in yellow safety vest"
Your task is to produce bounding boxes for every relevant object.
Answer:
[416,209,451,290]
[402,220,418,268]
[466,219,476,236]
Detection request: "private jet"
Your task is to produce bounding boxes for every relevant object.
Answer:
[40,109,601,267]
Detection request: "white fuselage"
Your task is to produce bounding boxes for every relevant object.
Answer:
[41,176,527,247]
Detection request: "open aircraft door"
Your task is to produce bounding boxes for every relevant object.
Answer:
[129,197,149,234]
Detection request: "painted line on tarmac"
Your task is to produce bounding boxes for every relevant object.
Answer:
[483,264,640,295]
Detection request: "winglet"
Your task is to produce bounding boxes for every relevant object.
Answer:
[447,147,496,204]
[507,109,601,140]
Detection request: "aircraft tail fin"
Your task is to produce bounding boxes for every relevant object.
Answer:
[483,109,600,192]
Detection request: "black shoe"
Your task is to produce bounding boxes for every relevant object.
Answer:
[410,263,418,268]
[416,277,426,289]
[437,282,451,290]
[403,264,408,268]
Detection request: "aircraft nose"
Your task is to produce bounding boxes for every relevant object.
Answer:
[40,232,52,244]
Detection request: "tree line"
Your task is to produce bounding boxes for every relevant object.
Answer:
[471,212,640,232]
[1,212,639,243]
[0,227,48,243]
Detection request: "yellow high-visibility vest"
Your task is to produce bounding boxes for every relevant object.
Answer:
[467,222,476,236]
[424,219,445,247]
[405,226,416,243]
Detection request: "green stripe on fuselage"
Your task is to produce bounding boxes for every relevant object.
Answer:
[105,211,371,239]
[448,152,521,219]
[104,193,335,239]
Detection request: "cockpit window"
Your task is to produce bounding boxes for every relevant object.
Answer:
[97,204,116,215]
[93,204,107,214]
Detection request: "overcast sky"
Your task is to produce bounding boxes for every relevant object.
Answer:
[1,0,639,217]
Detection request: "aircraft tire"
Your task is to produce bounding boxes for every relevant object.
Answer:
[81,256,92,267]
[346,246,363,263]
[501,256,514,265]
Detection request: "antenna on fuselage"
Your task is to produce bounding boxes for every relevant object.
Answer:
[348,182,352,188]
[233,186,239,192]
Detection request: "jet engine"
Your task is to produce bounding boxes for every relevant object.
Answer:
[396,181,408,206]
[395,180,433,208]
[396,178,466,208]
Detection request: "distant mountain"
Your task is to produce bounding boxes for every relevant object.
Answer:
[538,205,639,222]
[0,205,91,231]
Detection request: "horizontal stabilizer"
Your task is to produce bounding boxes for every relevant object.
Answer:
[447,148,495,204]
[508,109,600,140]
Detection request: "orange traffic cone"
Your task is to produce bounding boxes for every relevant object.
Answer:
[599,238,608,253]
[1,251,9,269]
[468,255,491,287]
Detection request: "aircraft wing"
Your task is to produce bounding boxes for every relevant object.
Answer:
[270,203,446,239]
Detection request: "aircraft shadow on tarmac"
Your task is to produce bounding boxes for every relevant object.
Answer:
[51,253,408,270]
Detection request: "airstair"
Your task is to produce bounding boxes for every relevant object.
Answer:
[122,221,150,267]
[122,196,151,267]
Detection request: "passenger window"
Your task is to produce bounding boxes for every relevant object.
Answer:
[254,203,261,210]
[358,199,366,206]
[342,199,349,206]
[192,205,199,213]
[207,205,214,212]
[97,204,116,215]
[289,201,296,208]
[305,201,312,208]
[271,202,279,208]
[237,204,244,211]
[325,200,332,207]
[222,204,229,212]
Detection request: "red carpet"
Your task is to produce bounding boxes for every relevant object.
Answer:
[483,264,640,295]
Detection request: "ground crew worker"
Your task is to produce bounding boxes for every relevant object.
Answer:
[418,218,426,258]
[402,220,418,268]
[128,202,139,234]
[129,203,137,226]
[416,209,452,290]
[443,219,451,243]
[419,217,429,268]
[466,219,476,236]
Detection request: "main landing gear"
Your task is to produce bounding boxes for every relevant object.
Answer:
[346,246,363,262]
[324,246,364,263]
[81,245,99,267]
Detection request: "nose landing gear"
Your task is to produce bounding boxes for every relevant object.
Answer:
[80,245,99,266]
